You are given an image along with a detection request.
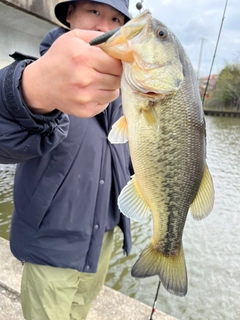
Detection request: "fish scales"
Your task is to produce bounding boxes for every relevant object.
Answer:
[98,10,214,296]
[122,86,202,252]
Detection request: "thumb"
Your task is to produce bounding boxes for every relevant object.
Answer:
[66,29,104,44]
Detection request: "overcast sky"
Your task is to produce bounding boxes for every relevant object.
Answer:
[128,0,240,78]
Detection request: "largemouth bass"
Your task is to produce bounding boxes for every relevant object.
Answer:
[96,10,214,296]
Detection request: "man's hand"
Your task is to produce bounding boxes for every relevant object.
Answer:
[21,29,123,117]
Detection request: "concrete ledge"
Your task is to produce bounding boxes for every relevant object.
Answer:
[0,237,177,320]
[1,0,60,26]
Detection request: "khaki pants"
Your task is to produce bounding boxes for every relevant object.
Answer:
[21,230,114,320]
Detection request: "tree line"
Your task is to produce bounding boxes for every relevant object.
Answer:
[203,63,240,111]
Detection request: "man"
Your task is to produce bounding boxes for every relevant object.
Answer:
[0,1,132,319]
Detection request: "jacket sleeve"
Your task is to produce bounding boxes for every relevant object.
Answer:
[0,59,69,164]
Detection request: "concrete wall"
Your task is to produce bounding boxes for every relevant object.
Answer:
[1,0,59,24]
[0,0,61,68]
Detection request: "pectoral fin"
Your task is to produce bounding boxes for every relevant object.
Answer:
[190,164,214,220]
[142,106,160,133]
[118,175,151,222]
[108,115,128,144]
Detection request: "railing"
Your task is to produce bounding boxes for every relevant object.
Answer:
[204,110,240,117]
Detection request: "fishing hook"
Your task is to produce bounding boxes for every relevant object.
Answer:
[136,0,144,12]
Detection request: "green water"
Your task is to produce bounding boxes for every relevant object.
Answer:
[0,164,15,239]
[105,116,240,320]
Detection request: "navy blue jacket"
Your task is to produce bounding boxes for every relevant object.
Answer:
[0,27,132,273]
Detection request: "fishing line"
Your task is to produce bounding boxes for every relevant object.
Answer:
[202,0,228,106]
[148,280,161,320]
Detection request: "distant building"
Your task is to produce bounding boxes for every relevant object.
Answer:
[198,74,219,99]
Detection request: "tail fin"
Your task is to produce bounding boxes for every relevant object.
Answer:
[131,243,187,296]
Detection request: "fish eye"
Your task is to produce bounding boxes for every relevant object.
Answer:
[157,28,168,40]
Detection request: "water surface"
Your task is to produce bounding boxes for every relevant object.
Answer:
[0,164,15,239]
[105,116,240,320]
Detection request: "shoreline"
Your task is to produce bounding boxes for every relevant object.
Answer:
[0,237,178,320]
[204,110,240,117]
